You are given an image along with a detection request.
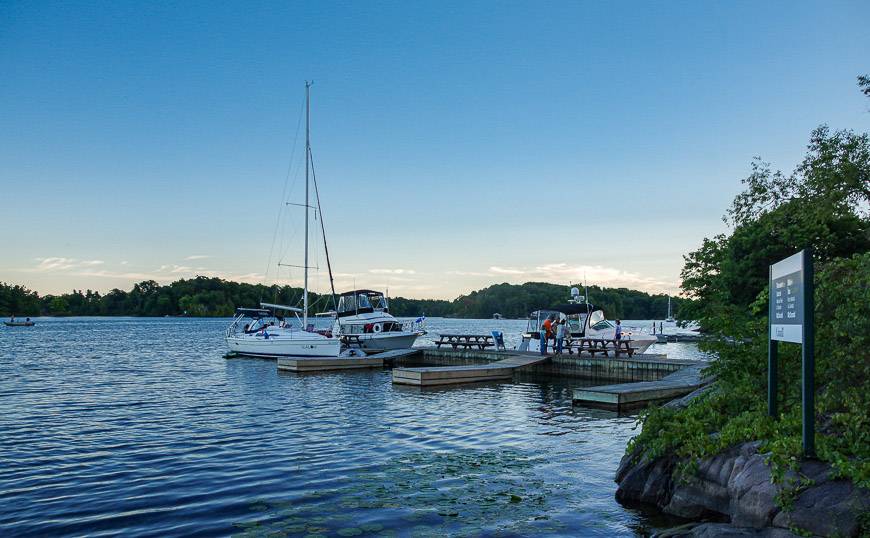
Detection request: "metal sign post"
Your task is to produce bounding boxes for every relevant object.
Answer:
[768,248,815,457]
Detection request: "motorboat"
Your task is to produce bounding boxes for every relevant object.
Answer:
[334,290,425,353]
[522,287,656,354]
[225,82,341,359]
[225,303,340,358]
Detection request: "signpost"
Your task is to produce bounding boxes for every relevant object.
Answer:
[768,249,815,457]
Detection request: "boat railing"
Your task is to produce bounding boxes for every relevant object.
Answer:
[402,318,426,334]
[226,313,245,338]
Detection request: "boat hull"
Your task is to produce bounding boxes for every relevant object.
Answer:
[4,322,35,327]
[343,332,421,354]
[226,334,341,358]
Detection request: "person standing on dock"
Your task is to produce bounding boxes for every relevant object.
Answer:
[555,319,568,355]
[615,320,623,341]
[540,316,554,355]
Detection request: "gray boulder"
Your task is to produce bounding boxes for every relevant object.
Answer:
[771,477,870,537]
[655,522,801,537]
[616,441,870,536]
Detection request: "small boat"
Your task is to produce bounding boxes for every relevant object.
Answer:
[334,290,425,353]
[225,82,341,359]
[522,287,656,354]
[4,320,35,327]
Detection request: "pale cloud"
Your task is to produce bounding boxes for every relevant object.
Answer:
[184,255,211,260]
[447,263,679,295]
[446,270,492,277]
[31,257,105,272]
[368,268,416,275]
[489,266,525,275]
[22,257,265,287]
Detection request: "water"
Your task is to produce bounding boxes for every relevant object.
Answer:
[0,318,706,537]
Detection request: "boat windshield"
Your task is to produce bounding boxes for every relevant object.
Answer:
[526,310,565,332]
[589,310,614,330]
[338,294,370,313]
[369,294,388,311]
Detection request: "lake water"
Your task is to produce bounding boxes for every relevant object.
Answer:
[0,318,706,537]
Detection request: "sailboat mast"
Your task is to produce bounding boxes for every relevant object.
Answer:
[303,81,311,328]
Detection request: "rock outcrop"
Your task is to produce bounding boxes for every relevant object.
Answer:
[616,441,870,537]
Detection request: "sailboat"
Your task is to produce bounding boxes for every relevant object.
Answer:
[225,82,341,358]
[665,296,675,323]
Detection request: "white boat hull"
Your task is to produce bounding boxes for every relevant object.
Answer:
[344,331,421,353]
[226,333,341,358]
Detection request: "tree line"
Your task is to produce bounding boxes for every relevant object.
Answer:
[2,277,684,320]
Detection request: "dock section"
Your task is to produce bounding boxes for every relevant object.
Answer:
[392,353,551,386]
[277,348,419,372]
[572,363,707,411]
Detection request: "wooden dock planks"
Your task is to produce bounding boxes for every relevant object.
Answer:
[391,353,551,386]
[276,348,420,372]
[572,363,706,411]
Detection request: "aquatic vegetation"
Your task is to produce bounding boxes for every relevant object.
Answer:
[232,450,576,537]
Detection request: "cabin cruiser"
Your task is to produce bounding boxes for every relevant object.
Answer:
[522,288,656,354]
[225,303,341,358]
[334,290,425,353]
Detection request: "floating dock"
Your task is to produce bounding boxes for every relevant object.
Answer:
[277,348,419,372]
[572,363,706,411]
[392,353,551,386]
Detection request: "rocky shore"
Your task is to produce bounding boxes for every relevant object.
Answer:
[615,440,869,537]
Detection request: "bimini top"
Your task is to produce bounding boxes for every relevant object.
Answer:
[336,290,388,318]
[337,289,383,298]
[531,303,597,316]
[235,307,273,318]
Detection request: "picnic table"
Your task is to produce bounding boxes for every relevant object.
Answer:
[341,334,364,348]
[434,334,495,350]
[565,337,635,357]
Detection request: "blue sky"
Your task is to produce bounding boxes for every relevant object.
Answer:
[1,1,868,298]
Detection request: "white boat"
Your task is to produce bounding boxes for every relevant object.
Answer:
[225,82,341,359]
[665,296,675,322]
[335,290,425,353]
[226,304,340,358]
[522,287,656,354]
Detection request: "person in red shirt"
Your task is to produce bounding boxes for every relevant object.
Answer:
[540,316,554,355]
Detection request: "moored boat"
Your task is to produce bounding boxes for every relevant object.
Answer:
[522,287,656,354]
[225,82,341,359]
[226,304,340,358]
[334,290,425,353]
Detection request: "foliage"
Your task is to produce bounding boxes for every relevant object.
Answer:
[629,114,870,508]
[0,277,324,318]
[404,281,686,320]
[2,277,686,320]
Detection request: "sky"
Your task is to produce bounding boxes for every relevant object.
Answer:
[1,1,868,300]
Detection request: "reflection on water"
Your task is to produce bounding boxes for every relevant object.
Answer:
[0,318,704,536]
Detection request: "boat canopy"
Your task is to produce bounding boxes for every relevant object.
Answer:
[530,303,596,317]
[336,290,389,318]
[235,308,273,318]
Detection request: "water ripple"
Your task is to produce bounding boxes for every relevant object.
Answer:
[0,317,699,536]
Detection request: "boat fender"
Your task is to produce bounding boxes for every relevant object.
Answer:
[372,323,383,333]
